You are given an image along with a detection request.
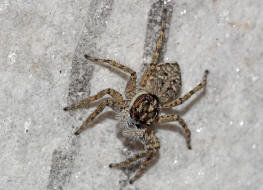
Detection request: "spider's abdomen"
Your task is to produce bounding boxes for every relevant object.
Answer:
[129,92,160,125]
[144,62,182,103]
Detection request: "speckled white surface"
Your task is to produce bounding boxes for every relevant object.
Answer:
[0,0,262,190]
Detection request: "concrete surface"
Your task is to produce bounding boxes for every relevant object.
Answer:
[0,0,262,189]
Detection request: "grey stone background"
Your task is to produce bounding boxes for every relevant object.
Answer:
[0,0,262,189]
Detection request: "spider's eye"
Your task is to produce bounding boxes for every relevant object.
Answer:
[130,93,160,125]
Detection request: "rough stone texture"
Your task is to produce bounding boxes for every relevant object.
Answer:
[0,0,262,190]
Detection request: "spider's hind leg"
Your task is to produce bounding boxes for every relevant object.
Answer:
[84,55,137,99]
[140,8,167,87]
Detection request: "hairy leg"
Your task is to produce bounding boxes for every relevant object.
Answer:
[157,114,192,149]
[129,153,156,184]
[84,55,137,99]
[140,8,167,87]
[162,70,209,108]
[109,151,148,168]
[74,98,116,135]
[64,88,123,111]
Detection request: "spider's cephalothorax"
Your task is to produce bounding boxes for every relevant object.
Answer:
[129,92,160,125]
[64,7,209,184]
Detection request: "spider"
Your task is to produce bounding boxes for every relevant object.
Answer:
[64,8,208,184]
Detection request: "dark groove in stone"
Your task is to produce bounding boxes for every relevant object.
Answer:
[120,0,174,188]
[140,0,174,77]
[46,0,114,189]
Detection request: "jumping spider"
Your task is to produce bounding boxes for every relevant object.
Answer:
[64,8,208,184]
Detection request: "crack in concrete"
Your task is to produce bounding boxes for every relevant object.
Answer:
[140,0,173,78]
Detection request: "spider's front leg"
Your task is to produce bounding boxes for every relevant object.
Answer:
[64,88,123,111]
[110,129,160,183]
[129,130,160,184]
[129,153,156,184]
[109,151,148,168]
[109,150,158,184]
[162,70,209,108]
[74,98,118,135]
[109,129,148,168]
[157,114,192,149]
